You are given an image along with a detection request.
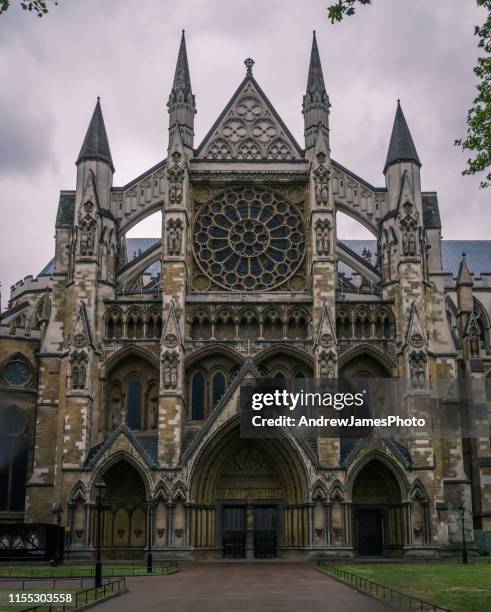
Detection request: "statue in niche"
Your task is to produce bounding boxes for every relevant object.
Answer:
[71,352,87,390]
[314,166,330,206]
[409,352,427,390]
[315,220,331,256]
[168,164,184,204]
[150,398,158,429]
[163,352,179,389]
[111,401,122,429]
[167,220,183,256]
[401,215,418,257]
[80,222,96,256]
[468,315,481,356]
[319,351,336,378]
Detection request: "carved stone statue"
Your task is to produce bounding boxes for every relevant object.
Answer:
[111,402,122,429]
[409,352,427,390]
[167,219,183,256]
[319,351,336,378]
[150,398,158,429]
[315,220,331,256]
[163,352,179,389]
[314,166,330,206]
[168,164,184,204]
[80,222,96,256]
[71,352,88,390]
[401,215,418,257]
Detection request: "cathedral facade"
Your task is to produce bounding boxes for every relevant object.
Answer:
[1,32,490,560]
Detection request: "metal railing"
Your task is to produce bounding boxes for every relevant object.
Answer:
[0,560,178,578]
[317,562,452,612]
[21,577,127,611]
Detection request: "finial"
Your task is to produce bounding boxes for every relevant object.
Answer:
[462,251,466,258]
[244,57,255,76]
[97,96,100,102]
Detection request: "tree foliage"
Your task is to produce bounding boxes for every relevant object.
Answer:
[328,0,491,189]
[0,0,58,17]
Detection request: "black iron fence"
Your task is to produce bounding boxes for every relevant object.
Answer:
[20,577,127,611]
[0,560,178,578]
[317,562,452,612]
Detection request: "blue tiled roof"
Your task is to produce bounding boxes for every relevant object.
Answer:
[37,239,491,281]
[38,238,161,278]
[340,240,491,279]
[137,435,158,464]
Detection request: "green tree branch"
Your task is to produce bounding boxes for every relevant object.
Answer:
[328,0,491,188]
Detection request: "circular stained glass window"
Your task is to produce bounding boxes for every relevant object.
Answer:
[193,186,305,291]
[3,361,32,387]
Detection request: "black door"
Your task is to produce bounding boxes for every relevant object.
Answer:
[357,509,383,556]
[222,506,246,558]
[254,506,278,558]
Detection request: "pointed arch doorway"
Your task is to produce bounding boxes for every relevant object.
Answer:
[190,424,308,559]
[352,459,406,557]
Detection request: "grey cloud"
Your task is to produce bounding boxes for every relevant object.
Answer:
[0,0,489,295]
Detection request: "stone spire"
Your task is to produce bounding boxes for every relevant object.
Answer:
[303,31,330,152]
[76,97,114,171]
[167,30,196,150]
[384,100,421,173]
[457,252,473,287]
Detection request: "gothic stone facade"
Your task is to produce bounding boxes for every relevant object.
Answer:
[1,33,491,560]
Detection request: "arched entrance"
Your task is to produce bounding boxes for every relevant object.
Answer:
[97,460,148,559]
[190,424,308,559]
[352,459,406,557]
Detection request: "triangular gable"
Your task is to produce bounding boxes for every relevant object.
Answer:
[84,424,156,469]
[397,170,416,214]
[80,170,101,215]
[162,300,183,348]
[196,75,303,161]
[315,300,336,349]
[404,302,427,350]
[69,302,94,349]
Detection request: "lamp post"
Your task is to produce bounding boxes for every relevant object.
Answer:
[147,499,155,574]
[459,505,468,564]
[50,503,63,566]
[94,479,107,588]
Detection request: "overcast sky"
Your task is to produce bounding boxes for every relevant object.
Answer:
[0,0,488,303]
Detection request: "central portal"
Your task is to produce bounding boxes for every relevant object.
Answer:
[222,504,279,559]
[190,427,308,559]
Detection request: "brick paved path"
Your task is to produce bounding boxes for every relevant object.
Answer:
[98,562,390,611]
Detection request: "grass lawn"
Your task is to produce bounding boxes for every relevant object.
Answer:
[338,564,491,612]
[0,563,177,578]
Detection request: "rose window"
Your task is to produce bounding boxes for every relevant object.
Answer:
[193,186,305,291]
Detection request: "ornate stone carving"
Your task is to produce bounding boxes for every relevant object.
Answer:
[162,352,179,390]
[73,333,87,348]
[79,218,96,256]
[71,351,88,390]
[314,166,330,206]
[319,350,337,379]
[409,351,427,390]
[401,214,418,257]
[315,219,331,256]
[167,164,184,204]
[166,218,183,256]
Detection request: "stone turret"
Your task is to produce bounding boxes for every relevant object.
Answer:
[303,31,330,154]
[384,100,422,217]
[167,30,196,152]
[76,98,114,211]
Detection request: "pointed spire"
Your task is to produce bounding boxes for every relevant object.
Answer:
[168,30,196,150]
[172,30,192,96]
[303,32,330,152]
[457,252,473,286]
[384,100,421,173]
[307,31,326,94]
[77,98,114,171]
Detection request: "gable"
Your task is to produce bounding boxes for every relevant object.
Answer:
[197,76,303,161]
